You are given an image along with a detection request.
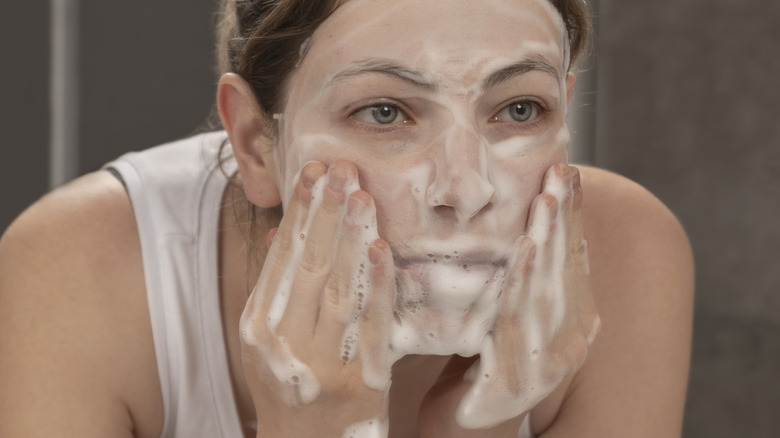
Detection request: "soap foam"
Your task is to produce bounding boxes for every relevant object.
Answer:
[247,0,580,434]
[341,417,388,438]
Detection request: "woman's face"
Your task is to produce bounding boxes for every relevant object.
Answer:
[269,0,573,353]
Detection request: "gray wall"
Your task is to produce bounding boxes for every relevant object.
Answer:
[1,0,51,231]
[594,1,780,436]
[1,1,778,436]
[0,0,216,232]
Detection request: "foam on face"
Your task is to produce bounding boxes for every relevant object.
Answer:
[251,0,580,433]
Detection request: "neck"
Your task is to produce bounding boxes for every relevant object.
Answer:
[388,355,452,438]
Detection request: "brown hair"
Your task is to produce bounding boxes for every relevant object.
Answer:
[217,0,592,119]
[218,0,341,117]
[549,0,592,68]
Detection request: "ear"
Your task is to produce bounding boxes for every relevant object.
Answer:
[217,73,282,208]
[566,72,577,104]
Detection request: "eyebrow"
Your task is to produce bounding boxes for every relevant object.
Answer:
[325,54,560,93]
[326,59,437,92]
[481,54,561,91]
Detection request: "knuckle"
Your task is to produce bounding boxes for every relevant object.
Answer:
[298,242,333,278]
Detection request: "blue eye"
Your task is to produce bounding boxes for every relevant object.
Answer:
[493,101,539,123]
[353,104,407,125]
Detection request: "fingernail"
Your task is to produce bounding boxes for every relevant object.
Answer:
[328,164,348,192]
[347,194,366,217]
[302,173,316,191]
[572,167,582,191]
[301,163,325,190]
[369,239,388,265]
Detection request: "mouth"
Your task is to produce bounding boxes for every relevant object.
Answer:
[391,239,511,303]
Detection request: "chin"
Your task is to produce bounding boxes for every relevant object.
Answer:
[389,262,506,356]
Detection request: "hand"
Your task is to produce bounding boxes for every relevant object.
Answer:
[419,163,601,437]
[239,160,397,437]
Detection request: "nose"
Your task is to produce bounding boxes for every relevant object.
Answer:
[426,127,495,223]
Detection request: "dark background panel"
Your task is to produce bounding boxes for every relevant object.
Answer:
[0,0,51,233]
[595,1,780,436]
[78,0,218,173]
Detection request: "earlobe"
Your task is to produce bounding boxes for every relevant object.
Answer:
[566,72,577,104]
[217,73,282,208]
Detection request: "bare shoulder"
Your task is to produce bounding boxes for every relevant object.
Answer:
[578,165,692,256]
[576,165,695,307]
[0,171,162,438]
[537,166,694,437]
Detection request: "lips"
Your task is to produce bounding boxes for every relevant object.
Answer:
[391,238,511,268]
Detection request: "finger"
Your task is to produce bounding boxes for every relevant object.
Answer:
[276,161,353,340]
[566,167,600,343]
[298,160,356,273]
[498,236,536,321]
[526,188,569,344]
[243,162,326,337]
[569,166,588,266]
[314,189,379,361]
[525,192,558,253]
[492,237,535,392]
[272,161,328,256]
[357,238,397,389]
[541,162,570,200]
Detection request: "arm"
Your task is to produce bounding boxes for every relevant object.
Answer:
[533,166,694,437]
[0,172,163,438]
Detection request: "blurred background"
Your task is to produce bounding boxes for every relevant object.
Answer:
[1,0,778,436]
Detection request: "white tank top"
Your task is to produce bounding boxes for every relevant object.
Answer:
[106,131,533,438]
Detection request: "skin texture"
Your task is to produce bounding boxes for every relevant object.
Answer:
[0,0,694,437]
[220,0,650,436]
[223,0,599,435]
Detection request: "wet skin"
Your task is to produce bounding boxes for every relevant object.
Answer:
[233,0,600,434]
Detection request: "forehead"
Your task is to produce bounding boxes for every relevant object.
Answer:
[301,0,568,79]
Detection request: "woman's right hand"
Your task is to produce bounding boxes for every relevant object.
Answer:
[239,160,397,437]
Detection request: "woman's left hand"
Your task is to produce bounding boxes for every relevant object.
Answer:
[418,163,601,437]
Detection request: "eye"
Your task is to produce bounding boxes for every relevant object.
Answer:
[352,104,409,125]
[492,100,542,123]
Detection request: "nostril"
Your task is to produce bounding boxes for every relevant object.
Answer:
[433,201,493,221]
[433,205,456,217]
[475,202,493,216]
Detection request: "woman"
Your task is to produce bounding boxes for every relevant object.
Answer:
[0,0,694,437]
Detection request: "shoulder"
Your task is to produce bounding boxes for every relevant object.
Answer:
[577,165,694,287]
[0,171,162,438]
[0,171,145,299]
[579,165,687,239]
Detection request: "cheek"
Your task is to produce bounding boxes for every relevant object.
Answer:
[276,129,429,237]
[489,125,569,229]
[275,132,348,206]
[356,160,432,238]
